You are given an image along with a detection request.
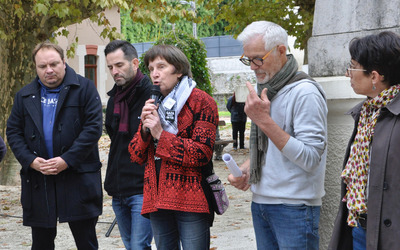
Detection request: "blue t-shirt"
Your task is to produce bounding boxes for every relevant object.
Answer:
[40,80,62,158]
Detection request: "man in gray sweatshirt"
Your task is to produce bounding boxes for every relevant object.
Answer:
[228,21,328,250]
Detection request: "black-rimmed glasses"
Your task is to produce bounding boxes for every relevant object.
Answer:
[240,47,276,66]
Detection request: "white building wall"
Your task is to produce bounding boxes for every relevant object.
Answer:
[56,7,120,106]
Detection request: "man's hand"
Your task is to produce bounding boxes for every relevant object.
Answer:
[30,157,48,173]
[30,156,68,175]
[244,81,270,126]
[228,158,251,191]
[244,81,290,151]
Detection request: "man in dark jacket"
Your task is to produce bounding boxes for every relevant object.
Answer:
[6,41,103,250]
[104,40,153,250]
[0,136,6,162]
[226,93,247,149]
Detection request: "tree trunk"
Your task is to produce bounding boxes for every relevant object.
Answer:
[0,34,37,185]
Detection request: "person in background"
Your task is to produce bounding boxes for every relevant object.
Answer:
[227,21,328,250]
[0,136,6,162]
[104,40,153,250]
[329,31,400,250]
[129,44,218,250]
[6,41,103,250]
[226,93,247,149]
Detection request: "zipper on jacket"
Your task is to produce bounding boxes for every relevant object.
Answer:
[43,175,51,217]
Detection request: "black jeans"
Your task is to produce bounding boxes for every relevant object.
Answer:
[31,217,99,250]
[232,121,246,148]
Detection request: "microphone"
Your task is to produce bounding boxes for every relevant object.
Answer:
[146,85,161,133]
[150,85,161,105]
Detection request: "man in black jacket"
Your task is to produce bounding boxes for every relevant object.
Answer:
[7,41,103,249]
[0,136,6,162]
[104,40,153,250]
[226,93,247,149]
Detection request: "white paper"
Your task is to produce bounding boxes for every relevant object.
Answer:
[222,153,242,177]
[234,85,249,103]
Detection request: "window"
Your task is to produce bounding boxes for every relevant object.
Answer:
[85,55,97,87]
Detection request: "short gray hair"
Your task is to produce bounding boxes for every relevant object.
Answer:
[237,21,288,51]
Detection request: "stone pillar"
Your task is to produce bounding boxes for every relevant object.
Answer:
[308,0,400,249]
[309,0,400,77]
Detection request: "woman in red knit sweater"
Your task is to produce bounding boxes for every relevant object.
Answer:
[129,44,219,250]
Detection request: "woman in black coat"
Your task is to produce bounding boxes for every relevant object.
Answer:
[329,31,400,250]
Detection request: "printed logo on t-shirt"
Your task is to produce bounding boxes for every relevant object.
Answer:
[41,96,58,107]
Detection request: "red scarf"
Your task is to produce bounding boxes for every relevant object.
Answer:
[114,69,144,132]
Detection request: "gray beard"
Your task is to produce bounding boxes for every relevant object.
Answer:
[257,75,270,84]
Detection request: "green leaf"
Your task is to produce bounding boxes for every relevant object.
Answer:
[34,3,49,15]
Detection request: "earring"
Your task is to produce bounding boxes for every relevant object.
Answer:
[372,82,376,90]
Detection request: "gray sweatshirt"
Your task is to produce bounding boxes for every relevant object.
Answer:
[251,79,328,206]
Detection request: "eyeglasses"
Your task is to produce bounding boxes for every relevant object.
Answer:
[346,66,367,77]
[240,47,276,66]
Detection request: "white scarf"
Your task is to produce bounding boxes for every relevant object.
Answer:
[158,76,196,135]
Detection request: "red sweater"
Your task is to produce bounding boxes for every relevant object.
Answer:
[129,88,219,215]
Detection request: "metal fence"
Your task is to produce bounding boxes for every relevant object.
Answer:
[132,35,243,58]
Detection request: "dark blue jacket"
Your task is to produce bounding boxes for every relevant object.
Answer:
[104,76,152,197]
[226,96,247,123]
[6,64,103,227]
[0,136,6,162]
